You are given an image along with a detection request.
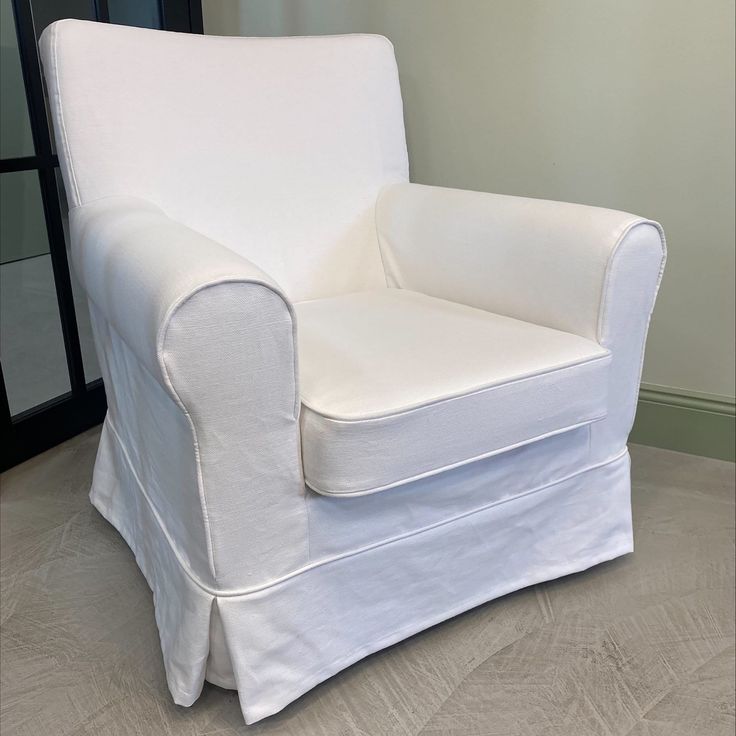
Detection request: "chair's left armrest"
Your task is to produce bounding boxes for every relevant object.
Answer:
[70,196,294,390]
[376,182,666,345]
[71,196,308,590]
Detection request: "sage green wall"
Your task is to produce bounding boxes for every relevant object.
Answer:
[203,0,736,402]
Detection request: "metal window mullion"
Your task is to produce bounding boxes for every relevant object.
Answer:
[36,166,88,396]
[11,0,87,397]
[94,0,110,23]
[0,154,58,173]
[188,1,204,34]
[160,0,203,32]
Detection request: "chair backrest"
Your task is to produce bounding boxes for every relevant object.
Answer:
[40,21,408,301]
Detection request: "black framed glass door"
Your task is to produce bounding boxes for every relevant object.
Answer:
[0,0,203,471]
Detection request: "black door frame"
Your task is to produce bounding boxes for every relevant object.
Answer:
[0,0,203,472]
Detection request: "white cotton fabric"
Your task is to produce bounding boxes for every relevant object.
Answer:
[41,21,408,302]
[39,19,666,725]
[377,183,660,342]
[297,289,610,495]
[93,419,634,723]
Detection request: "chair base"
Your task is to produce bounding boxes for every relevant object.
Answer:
[90,419,634,724]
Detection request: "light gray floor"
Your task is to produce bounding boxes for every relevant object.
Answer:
[1,431,734,736]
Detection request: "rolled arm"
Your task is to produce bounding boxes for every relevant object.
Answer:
[72,196,308,590]
[70,196,296,401]
[376,183,665,343]
[378,182,666,462]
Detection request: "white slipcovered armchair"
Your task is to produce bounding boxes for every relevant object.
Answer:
[40,20,665,724]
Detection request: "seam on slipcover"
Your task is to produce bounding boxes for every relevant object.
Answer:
[71,203,301,421]
[304,414,607,497]
[598,220,667,434]
[103,417,628,598]
[300,351,611,422]
[105,418,217,588]
[157,278,302,583]
[50,21,81,205]
[374,186,392,288]
[238,539,633,723]
[70,198,308,582]
[236,440,618,593]
[67,193,163,212]
[158,278,300,420]
[100,25,395,45]
[596,219,667,344]
[47,20,391,44]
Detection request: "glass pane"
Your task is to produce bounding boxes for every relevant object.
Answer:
[0,170,48,264]
[0,0,34,158]
[29,0,95,39]
[108,0,162,29]
[29,1,96,153]
[0,171,71,415]
[55,170,101,383]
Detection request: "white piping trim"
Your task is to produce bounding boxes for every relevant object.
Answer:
[300,351,611,422]
[72,196,304,583]
[57,19,394,45]
[306,415,607,497]
[49,21,82,205]
[597,221,667,435]
[156,277,301,583]
[104,417,629,599]
[596,219,667,344]
[237,539,634,723]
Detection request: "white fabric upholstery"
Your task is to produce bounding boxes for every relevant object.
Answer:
[39,19,666,725]
[376,183,666,464]
[377,182,664,343]
[297,289,610,495]
[41,20,408,301]
[71,196,308,590]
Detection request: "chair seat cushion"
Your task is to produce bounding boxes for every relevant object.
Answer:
[296,289,610,496]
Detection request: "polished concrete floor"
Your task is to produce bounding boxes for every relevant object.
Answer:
[1,430,734,736]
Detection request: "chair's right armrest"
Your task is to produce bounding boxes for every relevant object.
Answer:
[376,183,665,344]
[376,183,667,461]
[72,196,308,590]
